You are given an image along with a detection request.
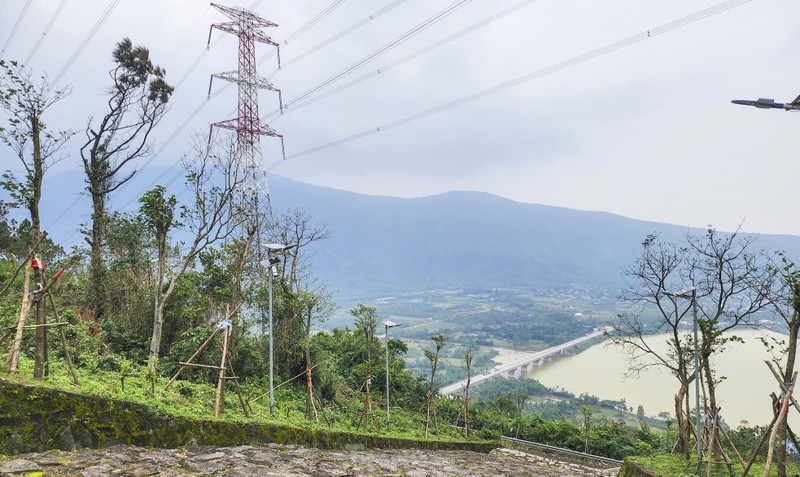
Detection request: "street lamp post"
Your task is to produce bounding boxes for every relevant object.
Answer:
[666,286,701,464]
[262,243,292,415]
[382,320,399,425]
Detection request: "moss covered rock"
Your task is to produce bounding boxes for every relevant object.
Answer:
[618,458,660,477]
[0,380,496,455]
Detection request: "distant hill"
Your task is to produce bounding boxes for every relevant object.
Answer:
[29,170,800,305]
[267,175,800,301]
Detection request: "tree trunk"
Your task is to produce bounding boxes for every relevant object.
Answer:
[33,267,46,379]
[675,382,689,458]
[29,114,45,379]
[148,296,165,374]
[776,320,800,477]
[6,265,31,372]
[305,304,315,421]
[147,231,168,375]
[88,186,107,321]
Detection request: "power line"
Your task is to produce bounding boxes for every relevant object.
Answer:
[265,0,411,77]
[271,0,539,119]
[281,0,753,161]
[281,0,473,110]
[23,0,69,66]
[284,0,346,44]
[0,0,33,59]
[53,0,123,84]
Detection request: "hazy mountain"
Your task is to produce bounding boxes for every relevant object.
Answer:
[267,175,800,301]
[30,170,800,304]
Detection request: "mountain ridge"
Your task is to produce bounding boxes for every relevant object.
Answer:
[27,169,800,304]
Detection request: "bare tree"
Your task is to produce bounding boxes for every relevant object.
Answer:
[611,229,774,460]
[140,133,246,375]
[81,38,173,320]
[459,347,475,437]
[610,234,696,457]
[0,60,73,377]
[272,207,330,293]
[269,207,330,379]
[352,303,379,432]
[687,228,774,416]
[424,334,447,438]
[298,285,335,422]
[758,254,800,477]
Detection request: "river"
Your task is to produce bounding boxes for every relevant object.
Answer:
[494,328,794,427]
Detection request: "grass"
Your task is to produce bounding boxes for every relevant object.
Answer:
[2,354,485,443]
[633,452,800,477]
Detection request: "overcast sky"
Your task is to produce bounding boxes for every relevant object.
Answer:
[1,0,799,239]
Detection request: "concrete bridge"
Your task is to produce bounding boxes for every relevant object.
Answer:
[439,326,611,396]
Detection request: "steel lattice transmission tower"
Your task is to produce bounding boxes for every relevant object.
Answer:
[207,2,285,218]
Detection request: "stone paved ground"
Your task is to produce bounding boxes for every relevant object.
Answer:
[0,443,621,476]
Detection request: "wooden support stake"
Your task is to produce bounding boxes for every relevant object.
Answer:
[214,325,230,417]
[226,361,250,417]
[163,328,220,391]
[163,303,241,392]
[47,293,78,386]
[179,362,224,370]
[718,422,746,468]
[742,405,781,477]
[766,361,800,415]
[764,371,798,477]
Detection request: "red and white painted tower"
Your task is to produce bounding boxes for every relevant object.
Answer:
[208,2,284,209]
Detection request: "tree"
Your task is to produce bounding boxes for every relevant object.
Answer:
[351,303,379,431]
[141,133,246,374]
[760,254,800,477]
[459,347,475,437]
[81,38,173,321]
[138,185,177,375]
[298,286,335,421]
[687,228,773,417]
[581,405,595,453]
[424,334,447,438]
[269,208,330,381]
[0,59,73,377]
[610,233,697,457]
[611,229,774,460]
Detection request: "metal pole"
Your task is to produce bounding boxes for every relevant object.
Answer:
[385,324,390,425]
[268,268,274,415]
[692,288,701,463]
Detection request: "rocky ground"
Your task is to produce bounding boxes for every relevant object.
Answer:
[0,443,621,476]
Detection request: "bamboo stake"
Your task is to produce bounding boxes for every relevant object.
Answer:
[742,404,781,477]
[764,371,798,477]
[718,422,745,468]
[163,328,220,390]
[163,303,242,391]
[179,362,224,370]
[47,293,78,386]
[214,325,230,417]
[766,361,800,415]
[226,361,250,417]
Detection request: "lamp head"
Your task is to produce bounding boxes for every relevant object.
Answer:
[262,243,292,252]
